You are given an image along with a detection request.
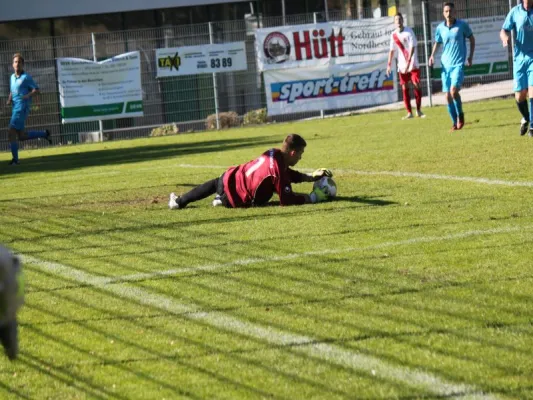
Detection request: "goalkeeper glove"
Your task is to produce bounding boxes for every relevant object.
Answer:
[309,186,329,203]
[312,168,333,181]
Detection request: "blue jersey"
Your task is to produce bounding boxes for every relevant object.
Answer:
[435,19,473,68]
[10,72,38,111]
[502,4,533,59]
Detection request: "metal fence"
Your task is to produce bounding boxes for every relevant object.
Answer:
[0,0,514,150]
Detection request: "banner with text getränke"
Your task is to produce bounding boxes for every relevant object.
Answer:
[156,42,247,77]
[430,16,509,77]
[57,52,143,123]
[264,60,397,116]
[255,18,394,71]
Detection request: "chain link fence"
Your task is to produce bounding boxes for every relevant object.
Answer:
[0,1,514,150]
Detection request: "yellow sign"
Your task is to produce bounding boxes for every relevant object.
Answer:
[158,53,181,71]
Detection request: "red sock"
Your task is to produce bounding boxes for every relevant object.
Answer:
[414,87,422,111]
[402,86,412,113]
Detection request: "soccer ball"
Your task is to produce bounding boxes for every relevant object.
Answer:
[313,176,337,198]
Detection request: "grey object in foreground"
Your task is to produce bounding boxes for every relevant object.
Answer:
[0,245,24,360]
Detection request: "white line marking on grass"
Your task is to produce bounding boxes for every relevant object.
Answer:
[98,224,531,284]
[169,164,533,188]
[21,163,533,189]
[22,253,499,399]
[346,170,533,188]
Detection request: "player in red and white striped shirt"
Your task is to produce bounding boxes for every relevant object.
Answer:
[386,13,425,120]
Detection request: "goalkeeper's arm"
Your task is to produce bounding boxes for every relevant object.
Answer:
[288,168,333,183]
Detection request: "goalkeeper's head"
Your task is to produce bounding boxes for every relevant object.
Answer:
[282,134,307,166]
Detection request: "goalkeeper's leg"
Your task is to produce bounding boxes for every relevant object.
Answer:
[0,245,24,360]
[178,177,219,208]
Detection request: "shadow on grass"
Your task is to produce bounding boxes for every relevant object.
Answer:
[0,135,280,175]
[335,195,397,206]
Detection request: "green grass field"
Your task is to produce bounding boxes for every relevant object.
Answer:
[1,98,532,399]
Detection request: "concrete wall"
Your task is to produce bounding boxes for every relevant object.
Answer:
[0,0,248,22]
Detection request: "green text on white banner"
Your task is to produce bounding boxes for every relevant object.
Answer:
[57,51,143,123]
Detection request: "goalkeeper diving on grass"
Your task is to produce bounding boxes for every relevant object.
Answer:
[169,134,333,209]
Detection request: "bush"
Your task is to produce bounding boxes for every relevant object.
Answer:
[205,111,240,130]
[243,108,267,125]
[150,123,179,137]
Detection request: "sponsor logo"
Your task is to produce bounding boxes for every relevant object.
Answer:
[271,69,392,103]
[292,29,345,61]
[158,53,181,71]
[197,61,208,69]
[263,32,291,64]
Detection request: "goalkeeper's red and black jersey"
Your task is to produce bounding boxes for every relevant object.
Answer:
[223,148,307,207]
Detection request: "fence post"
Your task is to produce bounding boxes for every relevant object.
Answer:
[209,22,220,130]
[282,0,286,25]
[91,32,104,141]
[324,0,329,21]
[421,0,433,107]
[313,12,325,119]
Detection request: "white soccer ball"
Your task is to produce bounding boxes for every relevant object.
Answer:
[313,176,337,198]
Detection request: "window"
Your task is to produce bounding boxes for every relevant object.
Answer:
[0,19,51,40]
[123,11,157,30]
[53,13,123,35]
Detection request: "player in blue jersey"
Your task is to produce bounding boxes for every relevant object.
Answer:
[501,0,533,136]
[6,53,51,165]
[429,3,475,132]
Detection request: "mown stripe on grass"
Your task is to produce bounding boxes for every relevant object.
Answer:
[20,227,518,398]
[77,224,531,285]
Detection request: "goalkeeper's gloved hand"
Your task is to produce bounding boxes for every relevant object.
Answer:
[309,186,329,203]
[312,168,333,181]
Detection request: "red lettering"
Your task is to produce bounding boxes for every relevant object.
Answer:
[329,29,345,57]
[293,31,312,60]
[312,29,328,58]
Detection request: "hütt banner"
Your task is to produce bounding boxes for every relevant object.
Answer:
[156,42,248,77]
[255,18,395,71]
[57,52,143,123]
[264,59,397,116]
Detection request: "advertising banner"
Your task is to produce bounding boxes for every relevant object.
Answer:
[57,52,143,123]
[156,42,248,77]
[255,18,395,71]
[430,16,509,77]
[264,59,397,116]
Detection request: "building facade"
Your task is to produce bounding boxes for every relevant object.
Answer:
[0,1,404,40]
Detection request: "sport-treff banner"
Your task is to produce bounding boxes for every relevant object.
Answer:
[430,16,509,77]
[57,52,143,123]
[156,42,248,77]
[255,18,394,71]
[264,59,397,116]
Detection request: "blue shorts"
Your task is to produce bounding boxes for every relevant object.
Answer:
[441,65,465,92]
[9,106,29,131]
[513,56,533,92]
